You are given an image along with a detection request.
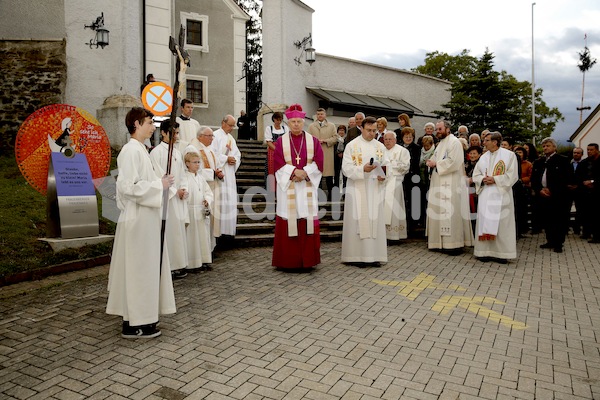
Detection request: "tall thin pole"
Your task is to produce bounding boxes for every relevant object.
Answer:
[531,2,536,143]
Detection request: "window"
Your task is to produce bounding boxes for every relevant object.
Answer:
[186,75,208,107]
[180,12,208,52]
[187,20,202,46]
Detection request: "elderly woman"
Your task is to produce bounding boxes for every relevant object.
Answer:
[272,104,324,270]
[376,117,388,143]
[419,135,435,227]
[417,121,437,146]
[469,133,481,148]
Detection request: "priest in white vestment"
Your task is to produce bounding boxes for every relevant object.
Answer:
[106,107,176,339]
[472,132,518,262]
[150,121,189,279]
[425,121,474,253]
[272,104,324,270]
[185,126,224,249]
[183,152,214,270]
[211,115,241,237]
[176,99,201,153]
[341,117,389,265]
[383,131,410,240]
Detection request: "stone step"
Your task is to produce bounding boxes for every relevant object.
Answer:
[236,171,265,177]
[232,230,342,247]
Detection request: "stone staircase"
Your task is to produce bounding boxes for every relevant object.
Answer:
[232,139,343,246]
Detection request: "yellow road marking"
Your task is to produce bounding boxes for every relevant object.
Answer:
[372,273,466,300]
[432,295,528,330]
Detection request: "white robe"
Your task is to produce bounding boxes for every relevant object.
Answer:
[341,136,389,263]
[426,134,474,249]
[472,147,518,259]
[185,140,221,248]
[149,142,189,271]
[184,171,214,268]
[384,144,410,240]
[106,139,176,326]
[211,128,241,236]
[176,116,201,153]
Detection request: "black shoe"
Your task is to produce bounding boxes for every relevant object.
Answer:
[202,264,213,271]
[122,324,162,339]
[477,256,491,262]
[589,239,600,244]
[187,267,204,274]
[581,234,590,239]
[553,247,563,253]
[494,258,509,264]
[172,269,188,279]
[540,243,553,249]
[444,248,463,256]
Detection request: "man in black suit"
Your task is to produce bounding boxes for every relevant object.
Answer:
[583,143,600,243]
[344,112,365,145]
[531,138,575,253]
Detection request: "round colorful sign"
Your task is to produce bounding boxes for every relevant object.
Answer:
[15,104,111,195]
[141,82,174,116]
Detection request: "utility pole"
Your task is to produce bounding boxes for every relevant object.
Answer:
[531,2,536,144]
[577,34,596,124]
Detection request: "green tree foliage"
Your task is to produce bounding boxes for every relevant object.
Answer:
[234,0,262,127]
[413,50,563,143]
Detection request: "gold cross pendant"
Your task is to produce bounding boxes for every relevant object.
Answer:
[295,155,301,164]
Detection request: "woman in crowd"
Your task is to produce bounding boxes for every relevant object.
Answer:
[264,112,289,191]
[334,124,347,193]
[514,146,533,235]
[401,127,422,234]
[419,135,435,227]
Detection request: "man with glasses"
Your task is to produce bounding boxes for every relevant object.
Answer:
[185,126,223,250]
[211,115,241,243]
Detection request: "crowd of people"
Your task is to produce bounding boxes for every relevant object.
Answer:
[106,102,600,339]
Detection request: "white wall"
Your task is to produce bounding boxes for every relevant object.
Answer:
[64,0,142,119]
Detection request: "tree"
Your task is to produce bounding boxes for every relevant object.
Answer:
[577,42,596,124]
[234,0,263,137]
[414,49,562,143]
[412,49,477,82]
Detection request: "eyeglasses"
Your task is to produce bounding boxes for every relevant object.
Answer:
[202,134,214,138]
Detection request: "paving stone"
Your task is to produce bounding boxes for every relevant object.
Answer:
[1,238,600,399]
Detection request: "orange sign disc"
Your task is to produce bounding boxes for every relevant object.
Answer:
[15,104,111,195]
[142,82,174,116]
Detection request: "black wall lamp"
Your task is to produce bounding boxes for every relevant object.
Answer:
[84,12,109,49]
[294,33,316,66]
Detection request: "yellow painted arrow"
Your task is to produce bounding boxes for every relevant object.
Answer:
[432,295,528,330]
[372,273,466,301]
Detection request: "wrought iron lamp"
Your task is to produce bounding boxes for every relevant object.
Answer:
[294,34,316,66]
[84,12,109,49]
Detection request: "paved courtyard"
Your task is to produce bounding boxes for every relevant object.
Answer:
[1,233,600,399]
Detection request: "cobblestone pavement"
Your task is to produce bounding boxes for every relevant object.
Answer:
[2,233,600,399]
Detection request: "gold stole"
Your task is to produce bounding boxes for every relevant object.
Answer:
[281,132,316,237]
[200,148,221,237]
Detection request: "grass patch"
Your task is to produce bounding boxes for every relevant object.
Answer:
[0,156,115,278]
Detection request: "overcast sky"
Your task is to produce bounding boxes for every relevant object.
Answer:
[302,0,600,144]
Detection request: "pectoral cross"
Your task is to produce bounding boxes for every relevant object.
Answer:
[376,148,383,161]
[295,155,301,164]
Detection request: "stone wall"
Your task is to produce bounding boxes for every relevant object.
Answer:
[0,40,66,156]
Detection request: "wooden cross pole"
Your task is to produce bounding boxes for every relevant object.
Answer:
[160,25,191,274]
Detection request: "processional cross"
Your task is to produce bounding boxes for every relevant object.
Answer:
[159,26,191,273]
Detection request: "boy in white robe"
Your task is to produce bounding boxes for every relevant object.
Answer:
[150,121,189,279]
[106,107,176,339]
[183,152,214,271]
